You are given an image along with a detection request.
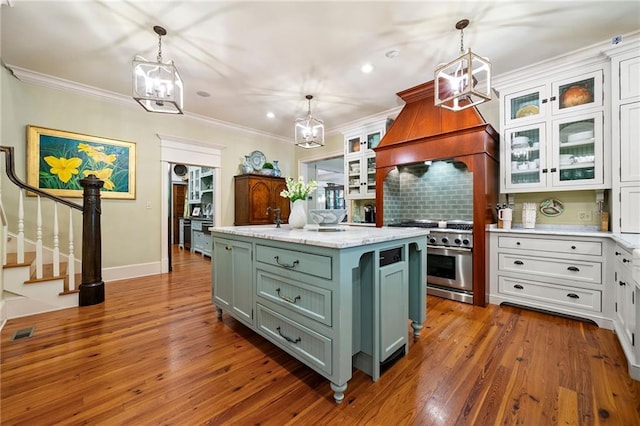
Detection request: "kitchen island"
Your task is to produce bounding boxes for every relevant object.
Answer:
[210,224,429,403]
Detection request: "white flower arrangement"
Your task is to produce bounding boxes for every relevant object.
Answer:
[280,176,317,203]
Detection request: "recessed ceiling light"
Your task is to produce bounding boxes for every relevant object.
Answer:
[266,112,275,119]
[385,49,400,59]
[196,90,210,97]
[361,63,374,74]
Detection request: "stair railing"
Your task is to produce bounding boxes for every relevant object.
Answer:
[0,146,105,306]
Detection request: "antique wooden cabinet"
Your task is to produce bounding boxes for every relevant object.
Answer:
[234,174,290,226]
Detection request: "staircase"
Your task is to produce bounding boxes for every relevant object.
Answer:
[0,146,104,326]
[3,238,81,319]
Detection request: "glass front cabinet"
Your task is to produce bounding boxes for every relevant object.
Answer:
[501,67,608,193]
[344,120,387,199]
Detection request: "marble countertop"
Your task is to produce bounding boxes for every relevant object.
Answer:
[487,224,640,253]
[210,224,430,249]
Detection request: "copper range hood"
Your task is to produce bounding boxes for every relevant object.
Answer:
[373,80,499,307]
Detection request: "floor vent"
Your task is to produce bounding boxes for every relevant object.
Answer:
[10,327,35,341]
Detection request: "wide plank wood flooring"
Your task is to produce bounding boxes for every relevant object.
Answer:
[1,246,639,425]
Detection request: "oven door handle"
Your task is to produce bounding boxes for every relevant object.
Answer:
[428,246,472,253]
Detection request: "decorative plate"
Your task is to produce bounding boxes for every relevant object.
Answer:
[249,150,266,170]
[539,198,564,217]
[515,104,539,118]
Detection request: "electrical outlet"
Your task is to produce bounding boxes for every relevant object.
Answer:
[578,210,593,221]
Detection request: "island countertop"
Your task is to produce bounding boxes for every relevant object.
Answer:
[209,224,430,249]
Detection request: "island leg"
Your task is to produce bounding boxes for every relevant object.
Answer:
[330,382,348,404]
[215,306,223,319]
[411,321,423,338]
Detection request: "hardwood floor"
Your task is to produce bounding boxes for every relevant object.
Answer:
[2,246,639,425]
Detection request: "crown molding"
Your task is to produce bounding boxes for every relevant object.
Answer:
[4,64,294,144]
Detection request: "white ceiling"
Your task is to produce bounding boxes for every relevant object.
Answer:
[2,1,639,141]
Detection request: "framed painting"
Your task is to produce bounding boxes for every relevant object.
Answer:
[27,125,136,199]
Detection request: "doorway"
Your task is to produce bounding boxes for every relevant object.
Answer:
[299,153,345,215]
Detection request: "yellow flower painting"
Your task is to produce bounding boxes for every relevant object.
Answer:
[27,126,136,199]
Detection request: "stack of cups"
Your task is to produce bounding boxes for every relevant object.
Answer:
[522,203,537,229]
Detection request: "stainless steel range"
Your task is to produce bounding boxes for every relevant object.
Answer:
[390,220,473,304]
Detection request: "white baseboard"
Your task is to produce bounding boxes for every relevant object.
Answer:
[102,261,163,283]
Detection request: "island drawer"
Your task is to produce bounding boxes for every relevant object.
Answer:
[498,276,602,313]
[498,236,602,256]
[256,303,332,376]
[257,269,332,326]
[256,245,332,280]
[498,253,602,284]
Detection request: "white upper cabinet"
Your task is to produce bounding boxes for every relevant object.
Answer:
[343,120,388,200]
[499,64,609,193]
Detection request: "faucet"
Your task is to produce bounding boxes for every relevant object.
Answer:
[266,206,282,228]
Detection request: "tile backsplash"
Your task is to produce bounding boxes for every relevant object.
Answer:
[384,160,473,223]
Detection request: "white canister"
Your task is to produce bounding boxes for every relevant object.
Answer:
[498,208,513,231]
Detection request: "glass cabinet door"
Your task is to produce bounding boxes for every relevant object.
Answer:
[366,130,382,150]
[504,124,546,190]
[346,135,362,155]
[346,158,363,196]
[551,70,603,116]
[365,155,376,195]
[504,85,547,127]
[551,112,603,187]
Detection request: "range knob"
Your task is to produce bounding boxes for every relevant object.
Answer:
[429,237,437,244]
[454,238,462,244]
[462,239,470,245]
[441,237,449,244]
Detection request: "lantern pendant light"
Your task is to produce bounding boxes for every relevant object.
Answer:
[133,25,184,114]
[294,95,325,148]
[434,19,491,111]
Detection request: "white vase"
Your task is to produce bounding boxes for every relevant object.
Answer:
[288,199,307,229]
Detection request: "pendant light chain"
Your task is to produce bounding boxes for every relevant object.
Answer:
[459,26,464,54]
[157,32,163,63]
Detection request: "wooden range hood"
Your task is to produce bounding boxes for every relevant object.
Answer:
[373,80,499,307]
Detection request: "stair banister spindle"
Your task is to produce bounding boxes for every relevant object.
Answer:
[67,210,75,292]
[17,188,24,263]
[36,195,43,279]
[53,202,60,276]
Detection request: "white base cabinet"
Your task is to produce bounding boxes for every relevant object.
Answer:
[489,232,610,328]
[612,245,640,380]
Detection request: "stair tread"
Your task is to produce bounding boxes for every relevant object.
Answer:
[5,251,36,268]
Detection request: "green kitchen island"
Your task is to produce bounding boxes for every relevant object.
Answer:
[210,224,429,403]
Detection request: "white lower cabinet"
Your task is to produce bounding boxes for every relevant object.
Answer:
[612,245,639,379]
[490,233,607,326]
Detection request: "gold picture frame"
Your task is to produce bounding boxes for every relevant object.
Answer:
[27,125,136,199]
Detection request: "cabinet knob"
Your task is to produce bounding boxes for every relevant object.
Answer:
[619,281,627,286]
[542,168,548,173]
[571,245,576,250]
[615,251,622,256]
[549,96,557,102]
[541,99,548,104]
[550,167,557,173]
[225,246,232,251]
[516,241,521,245]
[623,258,631,263]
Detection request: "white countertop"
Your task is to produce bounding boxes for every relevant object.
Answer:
[210,224,430,249]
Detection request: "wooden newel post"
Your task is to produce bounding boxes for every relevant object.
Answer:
[79,175,105,306]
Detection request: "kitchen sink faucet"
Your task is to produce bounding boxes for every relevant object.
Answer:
[266,206,282,228]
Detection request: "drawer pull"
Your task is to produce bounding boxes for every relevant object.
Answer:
[513,284,524,290]
[274,256,300,269]
[623,259,630,263]
[514,260,524,265]
[567,293,580,299]
[225,246,232,251]
[516,241,521,246]
[567,266,580,272]
[615,251,621,256]
[571,245,576,250]
[276,288,301,304]
[276,326,301,344]
[619,281,627,286]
